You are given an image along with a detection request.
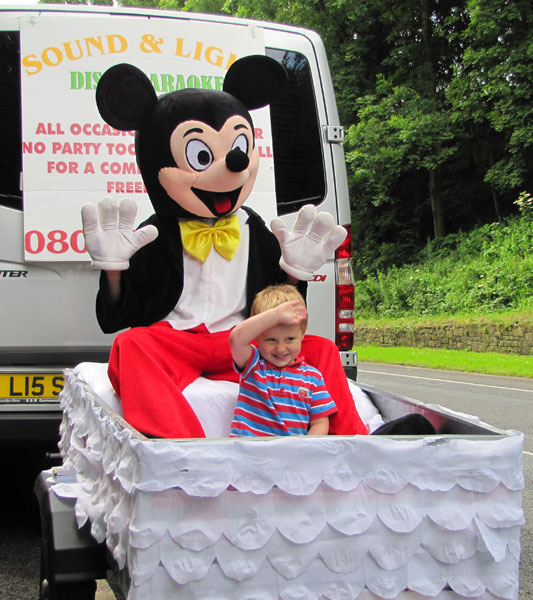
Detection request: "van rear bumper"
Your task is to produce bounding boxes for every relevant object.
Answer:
[340,350,357,381]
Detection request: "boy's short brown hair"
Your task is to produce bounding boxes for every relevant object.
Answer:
[251,284,307,330]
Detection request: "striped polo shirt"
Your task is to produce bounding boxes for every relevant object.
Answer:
[230,346,337,437]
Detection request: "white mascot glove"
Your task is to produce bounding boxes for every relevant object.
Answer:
[81,197,158,270]
[270,205,348,281]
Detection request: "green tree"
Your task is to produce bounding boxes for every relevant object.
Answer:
[342,0,465,275]
[447,0,533,214]
[347,79,456,224]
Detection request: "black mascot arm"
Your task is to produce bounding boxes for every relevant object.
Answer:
[95,216,185,333]
[243,207,307,315]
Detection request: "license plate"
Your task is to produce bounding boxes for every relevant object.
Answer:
[0,373,65,404]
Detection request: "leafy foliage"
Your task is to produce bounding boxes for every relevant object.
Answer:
[354,198,533,318]
[446,0,533,196]
[347,80,454,206]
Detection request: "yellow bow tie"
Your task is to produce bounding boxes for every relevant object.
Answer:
[179,215,241,262]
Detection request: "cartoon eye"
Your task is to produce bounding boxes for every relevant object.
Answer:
[186,139,213,171]
[232,134,249,155]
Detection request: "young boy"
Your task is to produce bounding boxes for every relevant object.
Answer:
[230,284,337,436]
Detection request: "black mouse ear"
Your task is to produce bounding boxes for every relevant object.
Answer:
[223,55,288,110]
[96,63,157,131]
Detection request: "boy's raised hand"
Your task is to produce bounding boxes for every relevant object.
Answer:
[276,301,308,326]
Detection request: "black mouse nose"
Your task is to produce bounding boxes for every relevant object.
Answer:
[226,148,250,173]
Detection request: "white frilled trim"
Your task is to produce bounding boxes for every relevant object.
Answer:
[57,368,524,600]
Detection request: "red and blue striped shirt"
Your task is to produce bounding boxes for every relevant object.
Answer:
[230,346,337,437]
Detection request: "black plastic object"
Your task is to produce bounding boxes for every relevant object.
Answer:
[34,470,108,600]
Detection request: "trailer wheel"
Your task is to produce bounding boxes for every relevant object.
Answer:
[41,579,97,600]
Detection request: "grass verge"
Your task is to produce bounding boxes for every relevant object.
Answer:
[355,344,532,378]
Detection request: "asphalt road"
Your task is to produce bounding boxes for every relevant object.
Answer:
[1,363,531,599]
[357,362,533,600]
[357,362,533,449]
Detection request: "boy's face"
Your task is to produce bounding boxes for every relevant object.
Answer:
[257,323,305,368]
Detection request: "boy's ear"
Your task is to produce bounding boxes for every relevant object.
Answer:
[96,63,158,131]
[223,55,288,110]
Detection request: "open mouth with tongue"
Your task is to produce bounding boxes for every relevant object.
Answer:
[192,187,242,217]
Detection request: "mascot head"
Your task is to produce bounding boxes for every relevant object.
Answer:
[95,56,287,219]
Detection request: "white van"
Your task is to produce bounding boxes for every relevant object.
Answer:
[0,4,356,449]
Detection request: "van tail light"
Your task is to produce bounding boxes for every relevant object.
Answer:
[335,225,354,351]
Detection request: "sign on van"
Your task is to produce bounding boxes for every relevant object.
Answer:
[20,14,276,261]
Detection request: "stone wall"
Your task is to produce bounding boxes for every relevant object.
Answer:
[353,318,532,356]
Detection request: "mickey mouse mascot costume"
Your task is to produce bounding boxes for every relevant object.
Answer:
[82,55,368,438]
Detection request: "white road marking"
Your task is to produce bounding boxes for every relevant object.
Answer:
[359,369,533,394]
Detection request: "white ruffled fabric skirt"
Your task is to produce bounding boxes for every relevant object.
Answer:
[55,364,524,600]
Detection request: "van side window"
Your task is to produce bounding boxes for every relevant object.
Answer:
[0,31,22,210]
[266,48,325,216]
